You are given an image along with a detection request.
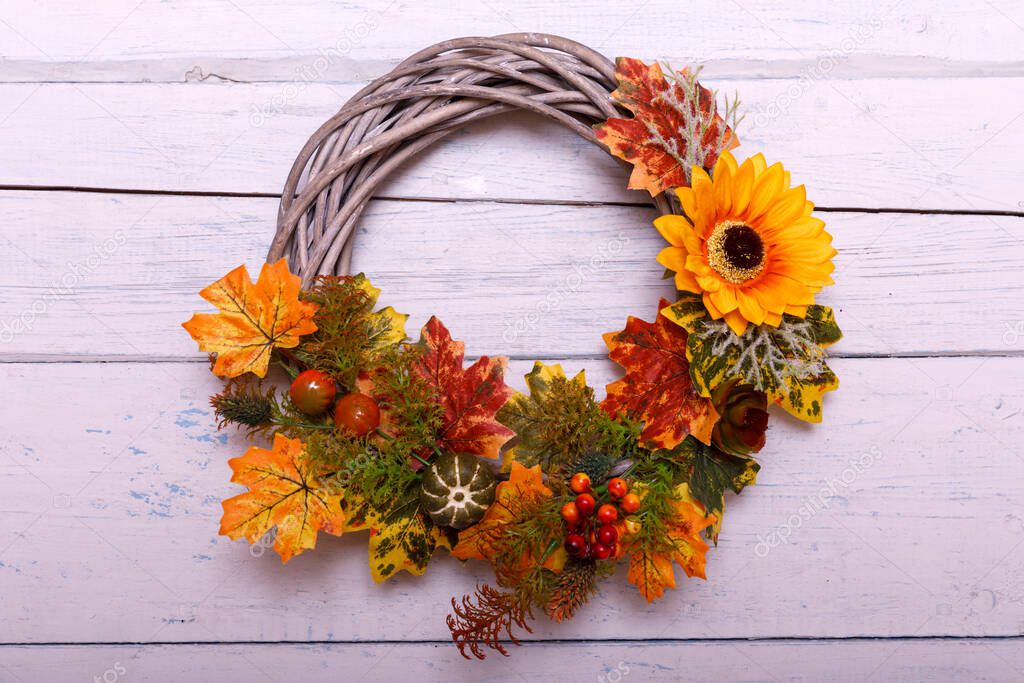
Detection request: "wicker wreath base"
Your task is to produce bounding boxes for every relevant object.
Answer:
[183,30,841,661]
[268,33,672,281]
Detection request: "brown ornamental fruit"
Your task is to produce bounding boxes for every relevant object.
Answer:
[711,378,769,456]
[419,452,497,529]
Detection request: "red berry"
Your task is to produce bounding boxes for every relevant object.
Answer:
[569,472,592,494]
[620,492,641,514]
[597,524,618,546]
[564,533,586,557]
[560,502,581,528]
[575,493,596,517]
[289,369,337,416]
[592,543,612,560]
[596,504,618,525]
[607,477,629,500]
[333,392,381,436]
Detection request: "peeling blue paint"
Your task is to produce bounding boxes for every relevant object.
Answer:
[166,483,190,497]
[186,433,228,444]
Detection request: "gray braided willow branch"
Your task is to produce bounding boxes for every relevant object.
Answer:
[268,33,670,285]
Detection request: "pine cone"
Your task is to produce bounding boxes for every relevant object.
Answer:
[544,559,597,622]
[211,384,275,431]
[711,378,768,456]
[567,449,617,484]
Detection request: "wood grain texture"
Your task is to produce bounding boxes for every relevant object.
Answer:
[1,357,1021,644]
[2,1,1021,677]
[2,640,1024,682]
[1,1,1021,82]
[0,190,1020,360]
[1,77,1022,211]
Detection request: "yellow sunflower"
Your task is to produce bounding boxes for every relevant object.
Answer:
[654,150,836,336]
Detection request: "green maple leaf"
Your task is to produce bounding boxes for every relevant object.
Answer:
[659,437,760,543]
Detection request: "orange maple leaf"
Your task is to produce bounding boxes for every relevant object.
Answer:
[183,258,318,378]
[452,462,567,582]
[625,487,715,602]
[411,317,514,460]
[594,57,739,196]
[602,299,719,449]
[219,433,345,563]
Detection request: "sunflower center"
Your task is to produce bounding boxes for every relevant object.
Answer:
[707,221,766,284]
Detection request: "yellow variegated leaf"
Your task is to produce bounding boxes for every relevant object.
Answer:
[663,296,841,422]
[354,274,409,348]
[368,496,448,583]
[340,490,376,533]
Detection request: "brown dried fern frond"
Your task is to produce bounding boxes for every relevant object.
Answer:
[447,584,534,660]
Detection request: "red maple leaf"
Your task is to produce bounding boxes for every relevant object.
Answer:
[602,299,719,449]
[412,317,515,460]
[594,57,739,196]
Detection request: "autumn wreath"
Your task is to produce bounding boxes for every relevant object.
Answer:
[182,34,840,659]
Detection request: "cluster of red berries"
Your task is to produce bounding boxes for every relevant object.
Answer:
[560,472,639,561]
[289,369,381,436]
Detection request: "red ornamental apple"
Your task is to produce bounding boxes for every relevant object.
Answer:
[289,369,337,416]
[333,392,381,436]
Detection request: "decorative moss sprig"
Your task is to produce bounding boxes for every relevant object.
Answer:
[296,275,407,392]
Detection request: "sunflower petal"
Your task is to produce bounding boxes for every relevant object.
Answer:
[724,310,748,336]
[654,214,691,247]
[709,286,739,314]
[736,290,766,325]
[748,162,786,221]
[657,245,687,272]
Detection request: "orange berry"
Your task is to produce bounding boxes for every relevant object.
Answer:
[619,492,641,514]
[560,502,581,527]
[569,472,592,494]
[607,477,629,500]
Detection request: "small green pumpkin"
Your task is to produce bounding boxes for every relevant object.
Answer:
[419,452,497,529]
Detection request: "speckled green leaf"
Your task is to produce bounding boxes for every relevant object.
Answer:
[662,295,841,422]
[367,491,449,583]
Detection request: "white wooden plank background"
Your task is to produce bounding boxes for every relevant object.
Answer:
[1,2,1023,681]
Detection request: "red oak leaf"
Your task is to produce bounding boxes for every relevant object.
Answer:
[594,57,739,196]
[602,299,719,449]
[412,317,514,460]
